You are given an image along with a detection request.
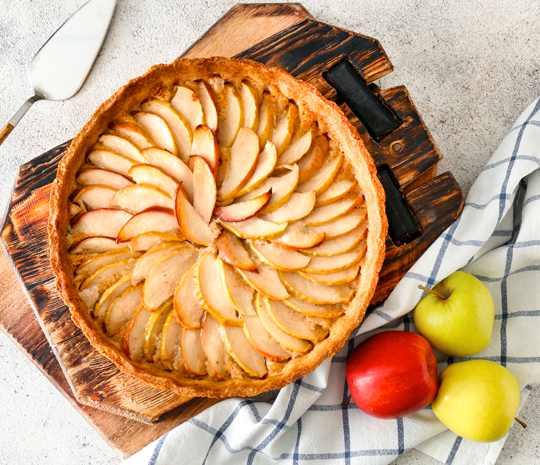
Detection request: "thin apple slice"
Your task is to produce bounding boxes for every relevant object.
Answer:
[283,296,344,319]
[202,315,229,378]
[174,262,204,329]
[303,196,359,226]
[110,121,156,149]
[80,258,136,292]
[296,153,343,196]
[247,167,300,214]
[218,85,244,148]
[160,310,183,371]
[216,230,257,272]
[272,103,298,155]
[130,232,185,253]
[109,183,173,214]
[104,284,143,337]
[297,134,328,184]
[301,241,367,274]
[73,185,117,211]
[220,216,287,240]
[133,111,177,155]
[265,298,328,342]
[237,164,297,205]
[182,328,207,375]
[242,315,290,362]
[192,156,216,223]
[123,303,151,362]
[240,82,259,130]
[261,191,316,224]
[128,164,179,198]
[143,99,192,162]
[174,183,215,246]
[142,247,198,311]
[71,209,133,237]
[257,294,312,353]
[308,207,367,240]
[93,274,132,320]
[117,207,180,242]
[170,86,204,134]
[193,253,241,326]
[131,242,185,286]
[277,126,314,166]
[271,221,325,250]
[143,298,172,362]
[256,93,274,149]
[76,248,134,280]
[217,127,259,201]
[279,271,354,304]
[299,263,361,285]
[237,259,290,300]
[235,140,278,197]
[214,189,271,222]
[97,134,147,163]
[141,147,194,201]
[196,81,218,131]
[304,222,368,256]
[249,241,311,271]
[88,150,136,177]
[221,325,267,378]
[218,260,256,316]
[70,236,127,255]
[77,168,134,190]
[191,125,220,175]
[316,179,357,207]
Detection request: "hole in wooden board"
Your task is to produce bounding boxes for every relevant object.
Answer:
[323,59,401,142]
[377,165,422,246]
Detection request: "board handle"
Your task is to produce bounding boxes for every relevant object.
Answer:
[0,96,41,147]
[323,60,401,141]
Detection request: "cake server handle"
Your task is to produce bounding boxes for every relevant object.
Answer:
[0,96,42,147]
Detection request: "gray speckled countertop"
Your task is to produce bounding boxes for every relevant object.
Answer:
[0,1,538,464]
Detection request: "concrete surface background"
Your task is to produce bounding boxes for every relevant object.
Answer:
[0,0,539,463]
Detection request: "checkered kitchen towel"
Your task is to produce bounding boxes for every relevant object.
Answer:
[126,98,540,465]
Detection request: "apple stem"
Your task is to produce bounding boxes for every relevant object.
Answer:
[418,284,448,300]
[341,394,352,408]
[514,417,528,428]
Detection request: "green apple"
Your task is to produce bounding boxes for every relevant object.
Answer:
[413,271,495,357]
[432,360,521,442]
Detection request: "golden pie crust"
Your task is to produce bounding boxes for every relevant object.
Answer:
[48,57,388,398]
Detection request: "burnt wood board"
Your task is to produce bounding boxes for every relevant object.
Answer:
[0,2,464,459]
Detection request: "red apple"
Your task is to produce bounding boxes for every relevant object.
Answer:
[346,331,438,419]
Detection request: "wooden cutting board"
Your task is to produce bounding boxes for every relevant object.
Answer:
[0,3,464,458]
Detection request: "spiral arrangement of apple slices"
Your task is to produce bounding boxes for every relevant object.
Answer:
[67,78,368,381]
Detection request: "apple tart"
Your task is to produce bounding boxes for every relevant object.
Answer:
[49,57,387,398]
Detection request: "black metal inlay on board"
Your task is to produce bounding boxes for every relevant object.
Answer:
[323,59,401,141]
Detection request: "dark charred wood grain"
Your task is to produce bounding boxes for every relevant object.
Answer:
[371,172,465,305]
[12,141,69,204]
[332,86,443,190]
[235,19,393,86]
[0,3,465,458]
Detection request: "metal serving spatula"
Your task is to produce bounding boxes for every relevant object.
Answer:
[0,0,117,146]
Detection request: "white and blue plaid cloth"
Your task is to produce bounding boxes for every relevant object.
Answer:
[126,98,540,465]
